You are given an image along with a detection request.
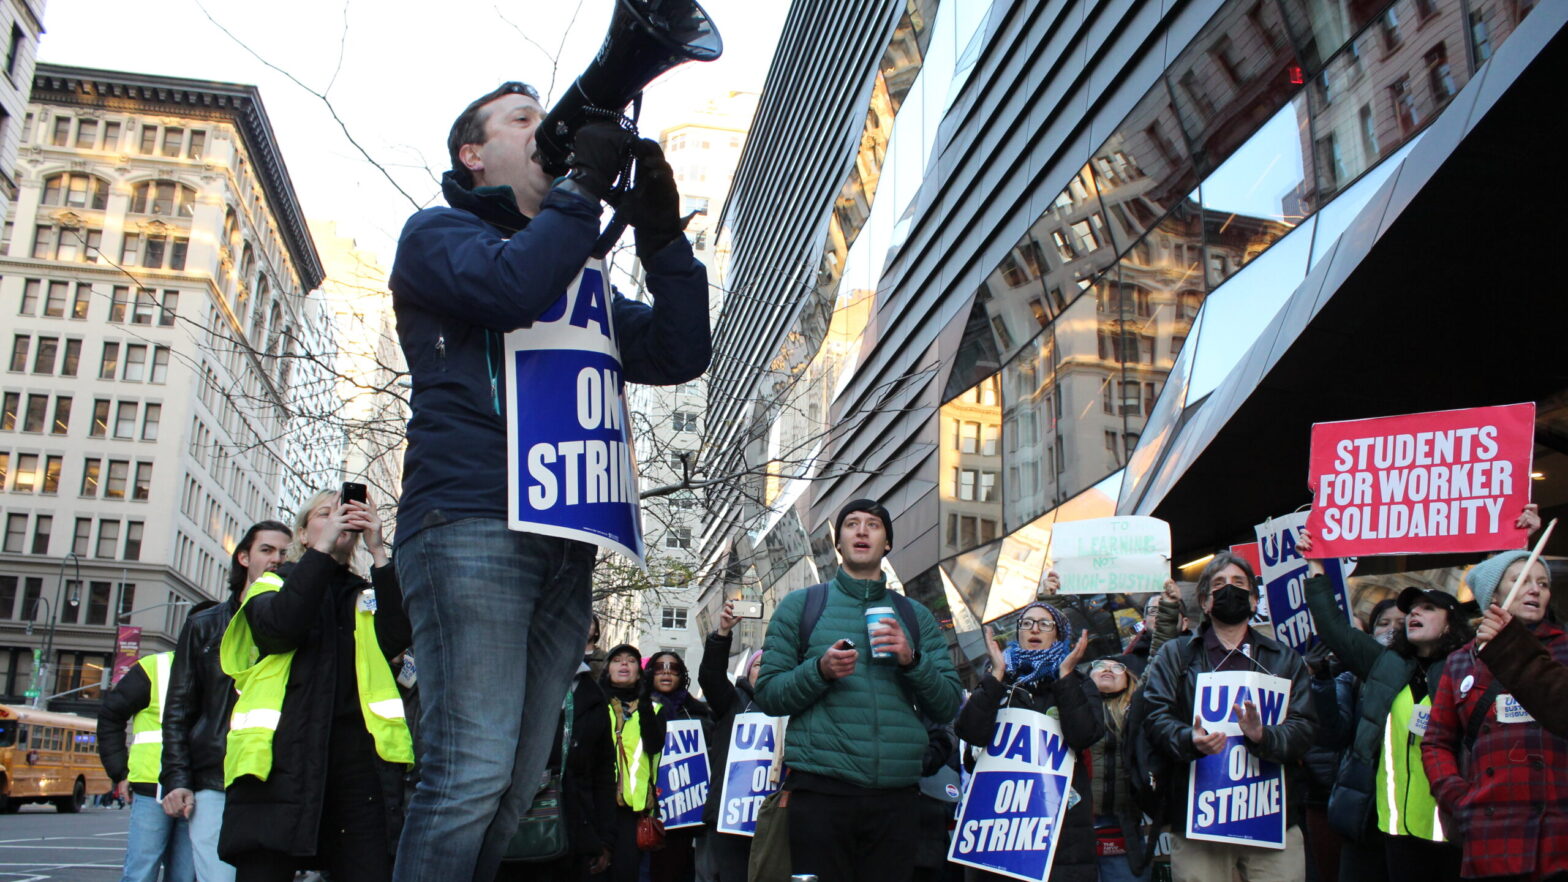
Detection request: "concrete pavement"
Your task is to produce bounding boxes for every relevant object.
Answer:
[0,802,127,882]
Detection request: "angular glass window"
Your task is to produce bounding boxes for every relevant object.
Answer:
[1199,96,1312,288]
[940,373,1003,560]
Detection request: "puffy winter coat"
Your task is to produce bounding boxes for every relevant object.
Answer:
[753,569,961,789]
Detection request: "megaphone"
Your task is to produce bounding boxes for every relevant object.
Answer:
[536,0,723,177]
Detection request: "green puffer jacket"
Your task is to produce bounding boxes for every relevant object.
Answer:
[754,569,962,789]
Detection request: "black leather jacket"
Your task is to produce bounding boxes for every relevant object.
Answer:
[160,596,239,793]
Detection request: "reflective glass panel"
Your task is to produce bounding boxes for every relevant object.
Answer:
[1092,90,1199,249]
[1002,330,1059,530]
[1200,95,1313,288]
[1310,133,1423,269]
[939,373,1004,559]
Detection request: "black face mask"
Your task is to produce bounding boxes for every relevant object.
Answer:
[1209,585,1254,625]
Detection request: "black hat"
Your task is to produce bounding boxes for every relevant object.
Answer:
[1396,586,1462,615]
[835,498,894,547]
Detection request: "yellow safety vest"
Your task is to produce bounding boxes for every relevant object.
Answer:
[609,699,661,812]
[126,652,173,784]
[220,572,414,787]
[1376,684,1444,840]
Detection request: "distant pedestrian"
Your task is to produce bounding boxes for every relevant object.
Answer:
[601,645,666,882]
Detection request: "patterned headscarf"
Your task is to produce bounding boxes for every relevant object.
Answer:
[1002,603,1074,688]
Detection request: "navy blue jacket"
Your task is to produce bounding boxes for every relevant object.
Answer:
[390,173,711,540]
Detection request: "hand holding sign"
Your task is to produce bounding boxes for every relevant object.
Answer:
[1518,503,1542,535]
[1235,700,1264,743]
[1192,715,1227,756]
[819,639,857,681]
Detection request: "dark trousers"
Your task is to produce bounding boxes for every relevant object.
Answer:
[608,808,645,882]
[786,787,919,882]
[230,725,391,882]
[705,830,751,882]
[1383,836,1460,882]
[1338,828,1389,882]
[649,826,697,882]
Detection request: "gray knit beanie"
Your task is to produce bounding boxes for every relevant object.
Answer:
[1464,549,1535,609]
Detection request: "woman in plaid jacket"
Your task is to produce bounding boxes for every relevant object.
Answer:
[1421,550,1568,881]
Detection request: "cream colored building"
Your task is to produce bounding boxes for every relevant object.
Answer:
[0,64,326,713]
[0,0,46,219]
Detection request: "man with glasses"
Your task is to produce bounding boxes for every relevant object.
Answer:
[754,499,963,882]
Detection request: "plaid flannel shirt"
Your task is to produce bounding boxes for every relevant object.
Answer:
[1421,622,1568,880]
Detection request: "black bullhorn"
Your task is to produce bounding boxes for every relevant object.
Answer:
[536,0,723,176]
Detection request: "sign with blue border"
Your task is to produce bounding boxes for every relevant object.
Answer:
[949,708,1075,881]
[1185,672,1291,849]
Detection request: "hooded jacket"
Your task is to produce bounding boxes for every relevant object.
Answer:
[161,595,241,794]
[389,173,711,542]
[754,569,962,790]
[697,630,757,830]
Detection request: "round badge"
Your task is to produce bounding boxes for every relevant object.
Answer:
[946,784,960,799]
[1459,674,1475,696]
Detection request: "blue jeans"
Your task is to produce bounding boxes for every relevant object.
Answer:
[392,519,596,882]
[189,789,234,882]
[122,793,194,882]
[1098,854,1153,882]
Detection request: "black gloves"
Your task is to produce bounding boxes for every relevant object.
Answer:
[567,122,637,202]
[617,138,689,258]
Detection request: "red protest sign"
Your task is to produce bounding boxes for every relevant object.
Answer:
[1305,403,1534,557]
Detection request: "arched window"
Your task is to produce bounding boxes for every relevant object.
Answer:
[41,172,110,210]
[265,304,284,357]
[251,278,270,342]
[223,206,240,252]
[240,242,256,281]
[129,180,197,217]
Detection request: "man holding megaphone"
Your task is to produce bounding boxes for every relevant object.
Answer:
[387,78,710,882]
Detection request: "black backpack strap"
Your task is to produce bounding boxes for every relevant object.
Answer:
[1463,676,1503,753]
[889,591,922,652]
[797,584,829,657]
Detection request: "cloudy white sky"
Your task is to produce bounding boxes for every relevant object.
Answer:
[40,0,789,267]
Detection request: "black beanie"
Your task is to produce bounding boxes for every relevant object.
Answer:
[835,498,894,547]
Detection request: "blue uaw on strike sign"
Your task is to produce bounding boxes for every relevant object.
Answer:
[657,720,709,829]
[505,258,645,565]
[1186,671,1291,849]
[949,708,1075,882]
[716,712,783,837]
[1255,512,1355,654]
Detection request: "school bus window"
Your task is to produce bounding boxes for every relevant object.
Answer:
[0,719,14,746]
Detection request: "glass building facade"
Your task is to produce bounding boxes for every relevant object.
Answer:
[705,0,1557,665]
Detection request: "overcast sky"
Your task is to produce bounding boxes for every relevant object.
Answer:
[40,0,788,270]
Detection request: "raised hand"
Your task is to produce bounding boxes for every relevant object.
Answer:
[1192,715,1227,755]
[1059,631,1089,679]
[717,600,741,637]
[1236,700,1264,743]
[983,624,1007,683]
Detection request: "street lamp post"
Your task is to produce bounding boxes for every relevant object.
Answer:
[28,553,82,708]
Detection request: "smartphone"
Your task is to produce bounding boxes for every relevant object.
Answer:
[734,600,763,620]
[836,639,856,651]
[341,482,368,532]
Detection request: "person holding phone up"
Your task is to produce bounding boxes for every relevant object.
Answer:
[216,488,414,882]
[753,499,962,882]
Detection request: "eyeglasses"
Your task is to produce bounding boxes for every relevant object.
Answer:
[1090,660,1127,674]
[1017,619,1057,632]
[652,662,681,673]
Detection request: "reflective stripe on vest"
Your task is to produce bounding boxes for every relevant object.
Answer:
[221,573,413,787]
[126,651,173,784]
[610,701,661,812]
[1376,684,1444,841]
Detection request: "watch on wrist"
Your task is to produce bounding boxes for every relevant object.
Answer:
[900,650,921,670]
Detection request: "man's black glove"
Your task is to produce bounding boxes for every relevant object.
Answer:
[567,122,637,202]
[617,138,688,258]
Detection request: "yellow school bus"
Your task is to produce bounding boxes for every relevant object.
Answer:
[0,704,110,812]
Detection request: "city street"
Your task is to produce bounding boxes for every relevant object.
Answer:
[0,804,126,882]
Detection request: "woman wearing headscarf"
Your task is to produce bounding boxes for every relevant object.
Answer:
[600,645,666,882]
[696,600,766,882]
[1299,530,1478,882]
[954,602,1100,882]
[643,649,711,882]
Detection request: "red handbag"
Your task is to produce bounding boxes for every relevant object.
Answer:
[636,814,665,851]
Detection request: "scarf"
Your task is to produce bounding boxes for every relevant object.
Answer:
[1003,604,1073,688]
[654,687,691,712]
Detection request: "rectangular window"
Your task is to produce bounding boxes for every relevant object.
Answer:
[1472,11,1493,63]
[661,606,688,629]
[664,528,691,549]
[123,525,143,562]
[140,403,160,440]
[3,514,25,552]
[86,579,112,621]
[1359,104,1380,160]
[110,286,129,322]
[12,454,38,492]
[143,238,166,269]
[51,116,71,147]
[1,391,16,429]
[114,401,137,438]
[169,239,188,271]
[133,462,152,501]
[42,455,60,493]
[0,576,15,620]
[161,127,184,157]
[1426,44,1456,101]
[0,451,7,487]
[74,119,98,149]
[60,338,81,376]
[150,347,170,384]
[159,291,179,326]
[187,130,206,159]
[1391,77,1419,133]
[99,341,119,379]
[23,394,46,431]
[43,280,66,317]
[131,289,157,325]
[73,518,91,555]
[10,334,30,371]
[90,400,109,438]
[105,460,128,499]
[81,459,101,496]
[32,336,57,374]
[31,515,51,554]
[122,344,147,382]
[103,120,121,149]
[120,233,140,267]
[19,278,39,315]
[138,125,157,154]
[71,283,91,319]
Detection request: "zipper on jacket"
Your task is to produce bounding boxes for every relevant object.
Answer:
[484,330,501,415]
[435,331,447,371]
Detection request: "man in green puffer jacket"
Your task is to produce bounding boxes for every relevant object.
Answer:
[754,499,962,882]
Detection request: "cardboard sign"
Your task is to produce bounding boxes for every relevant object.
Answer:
[1051,516,1171,595]
[715,712,783,837]
[656,720,710,829]
[1254,513,1355,654]
[1186,672,1291,849]
[949,708,1075,881]
[506,259,646,565]
[1305,404,1534,557]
